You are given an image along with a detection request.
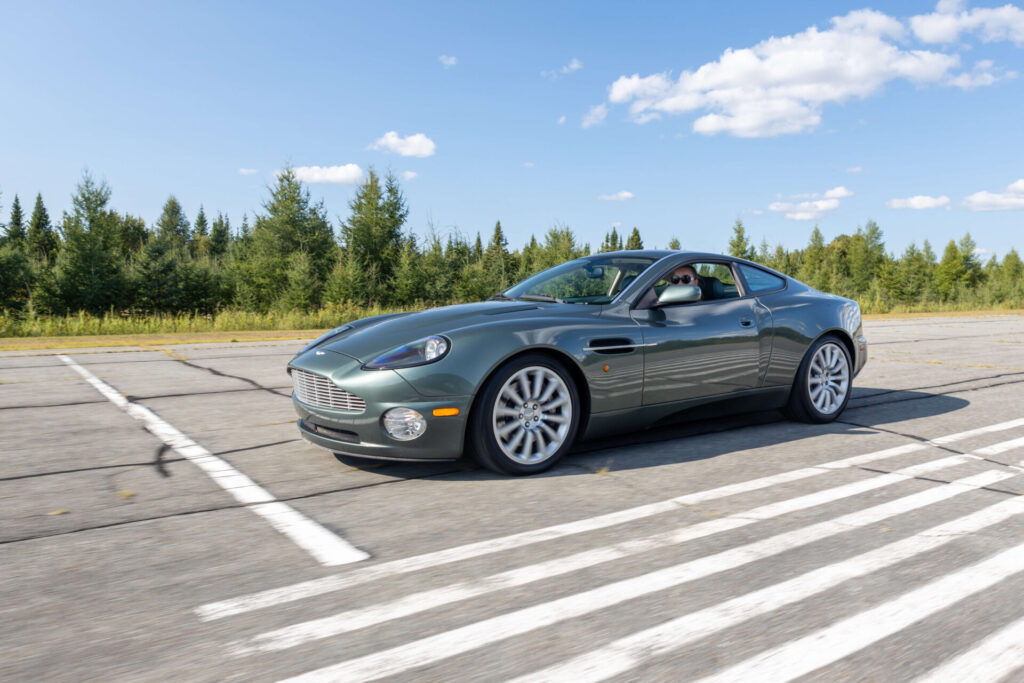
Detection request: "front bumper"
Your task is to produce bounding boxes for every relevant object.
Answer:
[289,350,472,462]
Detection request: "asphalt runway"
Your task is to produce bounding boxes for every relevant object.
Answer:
[2,314,1024,682]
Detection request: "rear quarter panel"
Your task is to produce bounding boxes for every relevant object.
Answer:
[758,282,863,388]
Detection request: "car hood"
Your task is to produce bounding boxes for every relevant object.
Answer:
[320,300,572,362]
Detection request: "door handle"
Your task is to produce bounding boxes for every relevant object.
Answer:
[739,317,753,327]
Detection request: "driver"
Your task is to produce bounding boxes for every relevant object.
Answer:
[670,266,702,300]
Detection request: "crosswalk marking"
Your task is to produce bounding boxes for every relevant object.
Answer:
[196,418,1024,621]
[915,614,1024,683]
[232,455,973,656]
[512,493,1024,682]
[276,469,1013,682]
[696,539,1024,683]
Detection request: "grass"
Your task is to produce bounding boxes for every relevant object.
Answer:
[1,304,1021,352]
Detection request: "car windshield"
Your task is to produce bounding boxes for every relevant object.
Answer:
[501,254,660,305]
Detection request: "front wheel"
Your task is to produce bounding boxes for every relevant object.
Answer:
[469,354,580,475]
[786,335,852,423]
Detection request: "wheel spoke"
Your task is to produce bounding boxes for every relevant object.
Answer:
[542,396,568,411]
[497,420,520,438]
[538,379,559,404]
[531,369,544,401]
[503,386,524,408]
[495,406,519,418]
[543,413,569,424]
[506,428,525,452]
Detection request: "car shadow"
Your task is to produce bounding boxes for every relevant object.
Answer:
[332,386,970,480]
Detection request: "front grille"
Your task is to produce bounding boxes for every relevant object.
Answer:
[291,369,367,413]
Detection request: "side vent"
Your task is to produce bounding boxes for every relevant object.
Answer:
[585,338,640,355]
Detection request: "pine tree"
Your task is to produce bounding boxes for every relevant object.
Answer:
[599,227,623,252]
[4,194,26,247]
[116,214,148,258]
[393,234,426,303]
[156,196,190,247]
[727,219,755,260]
[625,227,643,250]
[935,240,965,301]
[191,205,211,257]
[210,213,230,257]
[668,236,681,250]
[54,173,125,313]
[236,169,336,310]
[26,194,58,263]
[482,220,512,290]
[335,169,407,304]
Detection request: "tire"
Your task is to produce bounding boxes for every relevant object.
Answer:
[468,354,581,475]
[786,334,853,424]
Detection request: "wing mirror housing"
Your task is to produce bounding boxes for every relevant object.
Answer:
[655,284,701,306]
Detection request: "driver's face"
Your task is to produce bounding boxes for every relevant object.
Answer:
[671,267,699,285]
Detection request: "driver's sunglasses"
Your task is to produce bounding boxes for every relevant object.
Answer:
[671,274,697,285]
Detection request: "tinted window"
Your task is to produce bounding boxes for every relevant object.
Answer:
[738,264,785,293]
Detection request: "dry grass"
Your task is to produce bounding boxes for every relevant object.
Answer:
[0,329,322,352]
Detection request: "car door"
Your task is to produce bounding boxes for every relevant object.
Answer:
[631,261,764,406]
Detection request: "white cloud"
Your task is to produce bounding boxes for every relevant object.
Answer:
[911,2,1024,44]
[768,185,852,220]
[824,186,853,199]
[582,104,608,128]
[401,171,418,181]
[611,221,622,228]
[963,178,1024,210]
[597,8,987,137]
[370,131,437,158]
[522,161,534,167]
[238,168,258,175]
[557,115,566,125]
[438,55,457,68]
[289,164,363,184]
[542,57,583,79]
[886,194,951,209]
[846,166,864,173]
[947,59,1017,88]
[598,190,635,201]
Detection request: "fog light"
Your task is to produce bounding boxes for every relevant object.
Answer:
[383,407,426,441]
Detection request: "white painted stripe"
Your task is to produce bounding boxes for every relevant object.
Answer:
[58,354,368,567]
[974,434,1024,456]
[915,614,1024,683]
[235,455,969,655]
[196,418,1024,621]
[513,493,1024,683]
[929,418,1024,444]
[277,469,1012,682]
[696,538,1024,683]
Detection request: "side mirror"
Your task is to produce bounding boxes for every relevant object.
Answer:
[585,265,605,279]
[656,284,701,306]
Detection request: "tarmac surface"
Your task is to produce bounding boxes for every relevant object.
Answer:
[2,313,1024,682]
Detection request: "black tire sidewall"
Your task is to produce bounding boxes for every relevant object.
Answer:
[793,335,852,424]
[469,354,581,475]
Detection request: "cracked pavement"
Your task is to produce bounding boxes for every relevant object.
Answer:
[1,313,1023,681]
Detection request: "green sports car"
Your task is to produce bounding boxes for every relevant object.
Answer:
[288,250,867,475]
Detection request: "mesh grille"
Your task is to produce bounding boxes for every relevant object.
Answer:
[291,369,367,413]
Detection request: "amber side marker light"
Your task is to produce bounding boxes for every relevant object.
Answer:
[433,407,460,417]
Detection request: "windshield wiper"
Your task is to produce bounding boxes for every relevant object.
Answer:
[517,294,565,303]
[487,294,517,301]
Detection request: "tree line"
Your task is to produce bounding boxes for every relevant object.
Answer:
[1,169,1021,317]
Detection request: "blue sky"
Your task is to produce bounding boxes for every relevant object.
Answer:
[2,0,1023,257]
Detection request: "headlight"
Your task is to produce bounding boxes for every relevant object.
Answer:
[299,324,352,354]
[363,335,450,370]
[383,407,426,440]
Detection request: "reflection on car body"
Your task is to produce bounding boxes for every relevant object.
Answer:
[288,250,867,475]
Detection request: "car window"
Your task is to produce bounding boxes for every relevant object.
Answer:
[651,262,740,303]
[738,264,785,294]
[503,255,659,304]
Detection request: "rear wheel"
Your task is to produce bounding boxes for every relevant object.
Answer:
[469,354,580,475]
[786,335,852,423]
